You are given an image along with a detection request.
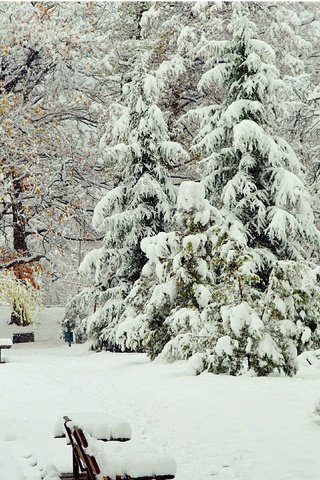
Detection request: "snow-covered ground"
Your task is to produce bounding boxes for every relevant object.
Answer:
[1,306,320,479]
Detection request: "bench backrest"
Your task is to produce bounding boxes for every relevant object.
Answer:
[64,416,100,480]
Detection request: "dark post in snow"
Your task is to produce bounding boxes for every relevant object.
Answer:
[64,321,74,347]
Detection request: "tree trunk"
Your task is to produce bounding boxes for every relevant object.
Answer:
[10,177,30,326]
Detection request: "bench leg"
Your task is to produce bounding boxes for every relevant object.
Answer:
[73,449,80,480]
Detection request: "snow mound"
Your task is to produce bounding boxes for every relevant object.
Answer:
[86,435,177,479]
[297,349,320,369]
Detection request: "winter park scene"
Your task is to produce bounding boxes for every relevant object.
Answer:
[1,1,320,479]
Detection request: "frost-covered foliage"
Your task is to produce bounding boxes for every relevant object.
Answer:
[0,272,40,326]
[117,181,218,359]
[70,55,187,350]
[0,2,111,304]
[0,1,318,306]
[253,3,320,179]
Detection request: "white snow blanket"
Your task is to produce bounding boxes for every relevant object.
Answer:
[0,439,65,480]
[0,441,26,480]
[54,412,132,440]
[2,308,320,479]
[27,439,71,478]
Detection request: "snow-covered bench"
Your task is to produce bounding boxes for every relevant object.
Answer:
[64,416,176,480]
[52,413,132,479]
[0,338,12,363]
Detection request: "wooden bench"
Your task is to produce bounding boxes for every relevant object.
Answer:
[63,416,176,480]
[52,413,132,479]
[0,338,13,363]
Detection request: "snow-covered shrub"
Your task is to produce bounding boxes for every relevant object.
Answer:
[197,221,297,376]
[117,181,219,360]
[200,225,320,378]
[205,299,298,377]
[0,271,40,325]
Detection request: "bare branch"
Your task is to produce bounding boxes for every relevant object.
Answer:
[0,254,45,271]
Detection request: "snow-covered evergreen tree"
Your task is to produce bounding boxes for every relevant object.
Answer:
[188,3,320,374]
[117,181,218,360]
[205,256,320,376]
[69,54,187,350]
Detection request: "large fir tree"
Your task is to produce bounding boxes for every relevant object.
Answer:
[67,54,187,350]
[189,3,320,373]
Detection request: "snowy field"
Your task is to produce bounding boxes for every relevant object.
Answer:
[1,307,320,479]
